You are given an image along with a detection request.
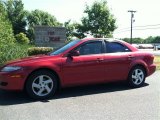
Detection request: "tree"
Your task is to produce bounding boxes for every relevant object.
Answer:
[0,1,16,64]
[78,1,116,38]
[152,36,160,43]
[0,1,15,45]
[64,20,82,41]
[26,9,62,42]
[132,38,144,43]
[4,0,27,35]
[144,36,160,43]
[123,38,144,43]
[144,36,154,43]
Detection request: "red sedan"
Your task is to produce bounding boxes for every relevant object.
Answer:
[0,38,156,99]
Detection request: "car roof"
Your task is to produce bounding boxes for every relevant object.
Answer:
[81,37,124,43]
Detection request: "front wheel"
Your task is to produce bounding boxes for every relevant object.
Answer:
[25,70,58,99]
[128,66,146,88]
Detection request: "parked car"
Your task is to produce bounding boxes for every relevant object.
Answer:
[156,45,160,50]
[0,38,156,99]
[139,44,154,49]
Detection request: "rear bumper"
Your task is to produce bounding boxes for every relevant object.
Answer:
[147,64,156,76]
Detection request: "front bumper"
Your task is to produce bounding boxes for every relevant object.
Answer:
[0,71,27,91]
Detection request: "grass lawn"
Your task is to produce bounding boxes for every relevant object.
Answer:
[154,56,160,70]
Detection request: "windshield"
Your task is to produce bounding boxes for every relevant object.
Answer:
[50,40,81,55]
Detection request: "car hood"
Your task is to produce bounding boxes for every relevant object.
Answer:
[5,54,58,66]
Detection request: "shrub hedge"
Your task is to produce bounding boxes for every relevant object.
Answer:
[28,47,54,56]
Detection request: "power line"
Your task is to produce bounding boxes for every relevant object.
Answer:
[133,27,160,30]
[133,24,160,28]
[114,26,160,34]
[116,23,160,32]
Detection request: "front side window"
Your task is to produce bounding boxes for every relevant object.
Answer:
[50,40,81,55]
[105,42,131,53]
[76,41,102,55]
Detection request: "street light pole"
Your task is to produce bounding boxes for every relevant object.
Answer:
[128,10,136,44]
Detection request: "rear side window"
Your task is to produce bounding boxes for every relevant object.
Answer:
[105,42,131,53]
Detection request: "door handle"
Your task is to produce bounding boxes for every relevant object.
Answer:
[128,55,134,59]
[97,58,104,62]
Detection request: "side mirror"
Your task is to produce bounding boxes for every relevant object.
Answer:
[67,50,80,57]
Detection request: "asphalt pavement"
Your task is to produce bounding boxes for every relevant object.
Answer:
[0,71,160,120]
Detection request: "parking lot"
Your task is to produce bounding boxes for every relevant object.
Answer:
[0,71,159,120]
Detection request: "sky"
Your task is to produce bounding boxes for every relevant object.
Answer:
[22,0,160,39]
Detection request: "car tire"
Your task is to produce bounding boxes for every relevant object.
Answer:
[128,66,146,88]
[25,70,58,99]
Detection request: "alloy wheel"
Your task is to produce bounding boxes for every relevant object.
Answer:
[131,68,144,85]
[32,75,54,97]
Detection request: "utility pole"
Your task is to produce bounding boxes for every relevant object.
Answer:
[128,10,136,44]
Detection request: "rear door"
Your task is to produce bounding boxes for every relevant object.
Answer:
[103,41,133,81]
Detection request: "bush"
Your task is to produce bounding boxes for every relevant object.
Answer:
[28,47,54,56]
[0,44,29,65]
[15,33,30,44]
[0,46,53,66]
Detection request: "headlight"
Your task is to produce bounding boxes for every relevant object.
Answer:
[1,66,22,72]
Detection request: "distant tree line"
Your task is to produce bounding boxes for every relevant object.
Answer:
[122,36,160,44]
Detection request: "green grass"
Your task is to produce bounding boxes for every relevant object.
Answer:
[154,56,160,70]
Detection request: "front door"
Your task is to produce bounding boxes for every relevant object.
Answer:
[61,41,105,86]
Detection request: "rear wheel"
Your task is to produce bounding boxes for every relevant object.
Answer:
[128,66,146,88]
[25,70,58,99]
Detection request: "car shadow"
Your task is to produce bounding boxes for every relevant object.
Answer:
[0,82,149,106]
